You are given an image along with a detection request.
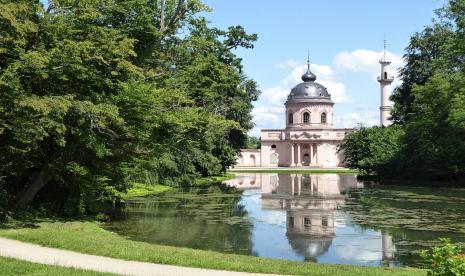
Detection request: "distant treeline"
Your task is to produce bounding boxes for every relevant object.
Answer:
[339,0,465,183]
[0,0,260,219]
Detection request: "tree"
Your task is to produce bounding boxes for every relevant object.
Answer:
[245,136,261,149]
[401,73,465,180]
[338,125,404,175]
[340,0,465,183]
[0,0,259,216]
[390,24,453,124]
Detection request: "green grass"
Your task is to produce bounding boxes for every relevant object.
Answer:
[0,221,425,276]
[229,168,358,174]
[120,174,236,199]
[0,256,114,276]
[120,182,173,199]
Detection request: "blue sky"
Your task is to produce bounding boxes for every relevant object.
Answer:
[40,0,445,136]
[202,0,446,136]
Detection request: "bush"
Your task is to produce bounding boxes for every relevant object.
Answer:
[337,125,404,175]
[0,184,7,222]
[420,238,465,275]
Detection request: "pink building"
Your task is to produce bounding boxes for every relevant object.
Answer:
[237,60,352,167]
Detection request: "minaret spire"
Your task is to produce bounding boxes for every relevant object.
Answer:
[383,39,387,58]
[380,38,391,63]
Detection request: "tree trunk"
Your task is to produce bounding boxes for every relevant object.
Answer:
[14,171,49,209]
[160,0,166,32]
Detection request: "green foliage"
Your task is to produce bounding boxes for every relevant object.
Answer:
[344,0,465,182]
[401,73,465,179]
[421,238,465,276]
[338,125,404,175]
[245,136,261,149]
[0,0,259,218]
[390,24,453,124]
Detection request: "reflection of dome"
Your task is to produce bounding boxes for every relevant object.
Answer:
[286,233,332,261]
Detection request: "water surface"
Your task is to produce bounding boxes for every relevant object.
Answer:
[106,173,465,267]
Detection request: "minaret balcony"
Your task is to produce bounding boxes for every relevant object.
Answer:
[377,76,394,82]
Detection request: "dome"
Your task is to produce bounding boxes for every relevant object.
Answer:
[287,63,331,100]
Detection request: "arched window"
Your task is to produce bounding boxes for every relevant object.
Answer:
[321,112,327,124]
[271,144,277,149]
[384,72,388,79]
[288,113,293,124]
[303,112,310,123]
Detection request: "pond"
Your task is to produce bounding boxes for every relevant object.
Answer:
[105,173,465,268]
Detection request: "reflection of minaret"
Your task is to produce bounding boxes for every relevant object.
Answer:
[378,40,394,127]
[382,231,396,267]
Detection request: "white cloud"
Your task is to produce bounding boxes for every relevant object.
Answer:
[260,86,289,106]
[252,105,283,126]
[333,49,404,86]
[333,112,378,128]
[333,49,403,73]
[274,59,299,69]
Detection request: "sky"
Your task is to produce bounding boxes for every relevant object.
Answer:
[202,0,446,136]
[40,0,445,136]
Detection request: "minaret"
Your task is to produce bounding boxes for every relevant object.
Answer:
[377,40,393,126]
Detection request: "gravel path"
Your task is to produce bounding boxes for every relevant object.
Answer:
[0,237,275,276]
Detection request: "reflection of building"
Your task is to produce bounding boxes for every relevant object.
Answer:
[265,174,359,260]
[227,173,362,260]
[224,173,397,264]
[261,174,360,237]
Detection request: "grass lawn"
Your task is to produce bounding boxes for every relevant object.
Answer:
[120,173,236,199]
[229,168,358,174]
[0,221,426,276]
[120,182,174,199]
[0,256,114,276]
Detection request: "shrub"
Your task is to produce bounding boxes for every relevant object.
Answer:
[420,238,465,275]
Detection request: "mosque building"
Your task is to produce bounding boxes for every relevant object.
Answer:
[236,49,393,168]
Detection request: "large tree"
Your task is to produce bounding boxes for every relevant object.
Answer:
[0,0,259,216]
[341,0,465,182]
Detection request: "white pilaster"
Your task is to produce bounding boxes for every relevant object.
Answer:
[290,143,295,167]
[297,143,301,166]
[315,144,319,166]
[310,143,314,166]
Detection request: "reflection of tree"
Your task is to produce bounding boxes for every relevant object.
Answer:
[343,185,465,267]
[106,185,254,255]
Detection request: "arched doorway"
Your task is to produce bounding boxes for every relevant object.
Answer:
[303,153,310,166]
[250,154,256,166]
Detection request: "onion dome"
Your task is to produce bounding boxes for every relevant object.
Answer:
[287,58,331,100]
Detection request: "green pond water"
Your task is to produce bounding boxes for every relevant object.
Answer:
[105,173,465,268]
